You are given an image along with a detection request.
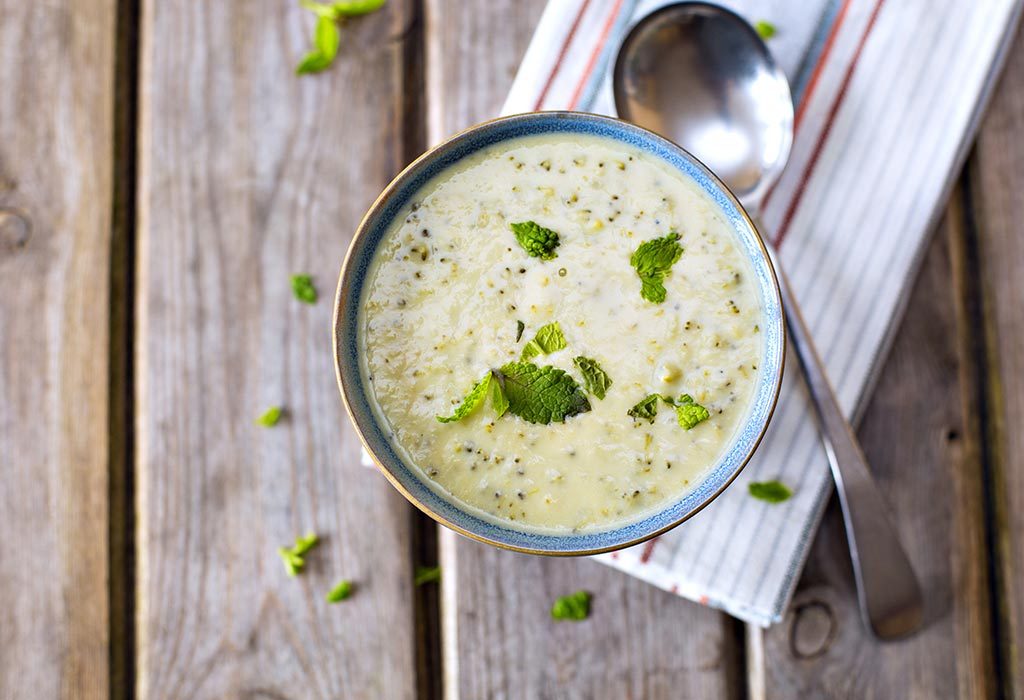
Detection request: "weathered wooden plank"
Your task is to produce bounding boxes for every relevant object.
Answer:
[972,26,1024,696]
[759,193,996,698]
[135,2,421,697]
[425,2,744,697]
[0,2,119,699]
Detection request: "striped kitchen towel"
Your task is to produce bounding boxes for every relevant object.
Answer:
[503,0,1023,626]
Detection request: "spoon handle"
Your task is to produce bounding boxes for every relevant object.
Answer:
[766,244,924,639]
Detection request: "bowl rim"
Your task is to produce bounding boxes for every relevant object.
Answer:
[333,110,786,556]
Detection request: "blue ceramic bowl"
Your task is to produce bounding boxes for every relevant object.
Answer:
[333,112,784,556]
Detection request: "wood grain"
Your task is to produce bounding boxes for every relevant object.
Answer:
[759,195,996,698]
[0,2,118,698]
[135,1,421,697]
[972,25,1024,696]
[425,2,744,698]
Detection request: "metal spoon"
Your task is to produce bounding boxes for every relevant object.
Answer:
[612,1,923,639]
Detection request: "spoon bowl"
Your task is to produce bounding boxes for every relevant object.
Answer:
[613,2,793,206]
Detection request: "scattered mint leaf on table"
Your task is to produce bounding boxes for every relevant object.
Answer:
[749,480,792,503]
[278,532,319,576]
[551,590,592,621]
[627,394,663,423]
[498,361,590,425]
[674,394,710,430]
[326,579,354,602]
[301,0,387,19]
[573,356,612,399]
[521,321,567,360]
[510,221,560,260]
[296,16,341,74]
[255,406,283,427]
[755,20,777,39]
[414,565,441,586]
[290,274,318,303]
[630,232,683,303]
[436,373,492,423]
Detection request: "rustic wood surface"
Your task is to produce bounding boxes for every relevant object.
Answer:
[1,1,1023,698]
[134,1,420,697]
[0,2,118,699]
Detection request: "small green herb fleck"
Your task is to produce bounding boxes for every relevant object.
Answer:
[498,361,590,425]
[674,394,710,430]
[278,532,319,576]
[521,321,567,360]
[414,565,441,586]
[630,232,683,303]
[510,221,560,260]
[573,356,612,400]
[749,480,792,503]
[256,406,283,427]
[515,320,526,343]
[755,20,777,39]
[296,16,341,74]
[627,394,663,423]
[436,373,492,423]
[326,579,354,603]
[551,590,591,621]
[290,274,318,303]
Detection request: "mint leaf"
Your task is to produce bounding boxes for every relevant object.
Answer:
[630,232,683,303]
[627,394,663,423]
[755,20,777,39]
[296,16,341,74]
[301,0,387,18]
[278,532,319,576]
[414,565,441,586]
[573,356,612,400]
[326,579,354,602]
[674,394,710,429]
[748,480,792,503]
[490,375,509,418]
[256,406,283,427]
[515,320,525,343]
[290,273,318,303]
[551,590,591,621]
[436,373,491,423]
[497,361,590,425]
[510,221,560,260]
[521,321,567,360]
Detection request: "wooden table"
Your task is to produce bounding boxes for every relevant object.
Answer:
[2,1,1023,697]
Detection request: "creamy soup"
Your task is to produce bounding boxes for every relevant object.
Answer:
[359,133,764,533]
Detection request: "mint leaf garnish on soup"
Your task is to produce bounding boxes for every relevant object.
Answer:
[510,221,560,260]
[748,480,792,503]
[755,20,777,39]
[414,565,441,586]
[628,394,663,423]
[515,320,526,343]
[498,361,591,425]
[436,373,493,423]
[296,16,341,74]
[630,232,683,303]
[521,321,567,360]
[674,394,710,430]
[489,376,510,418]
[573,356,613,400]
[325,579,354,603]
[290,274,318,304]
[255,406,283,427]
[551,590,592,621]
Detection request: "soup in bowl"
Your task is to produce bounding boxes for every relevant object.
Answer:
[334,112,784,555]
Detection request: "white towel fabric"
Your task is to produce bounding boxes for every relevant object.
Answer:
[501,0,1022,625]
